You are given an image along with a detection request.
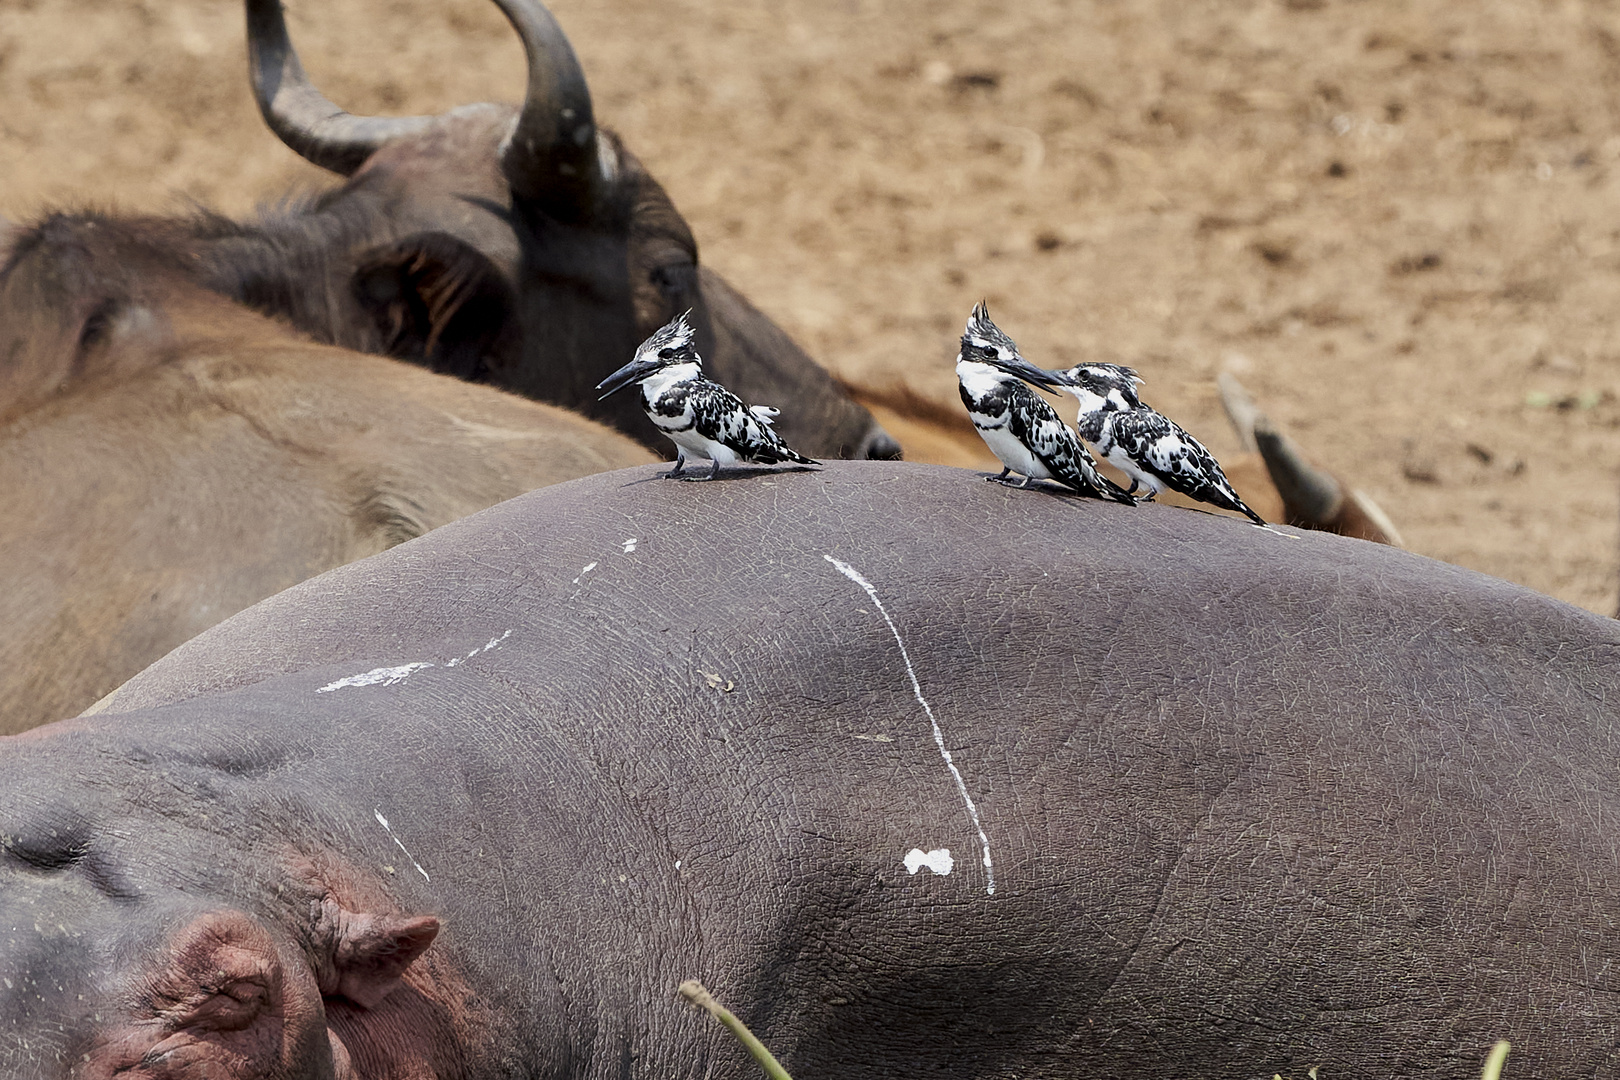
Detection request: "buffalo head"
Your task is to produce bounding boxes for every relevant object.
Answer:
[232,0,900,461]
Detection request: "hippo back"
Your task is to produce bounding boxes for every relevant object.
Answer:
[79,461,1620,1077]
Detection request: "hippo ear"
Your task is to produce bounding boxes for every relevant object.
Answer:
[328,908,441,1010]
[351,232,519,383]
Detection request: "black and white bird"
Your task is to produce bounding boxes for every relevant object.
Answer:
[596,312,817,480]
[955,303,1134,504]
[1049,362,1269,527]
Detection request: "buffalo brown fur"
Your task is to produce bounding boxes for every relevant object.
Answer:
[0,211,652,732]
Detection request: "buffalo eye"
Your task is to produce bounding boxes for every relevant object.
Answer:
[78,299,119,353]
[649,260,697,302]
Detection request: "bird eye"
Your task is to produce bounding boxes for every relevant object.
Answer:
[658,348,677,359]
[980,345,999,359]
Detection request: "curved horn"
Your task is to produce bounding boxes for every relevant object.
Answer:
[245,0,439,176]
[1254,420,1343,525]
[1216,372,1262,454]
[492,0,601,212]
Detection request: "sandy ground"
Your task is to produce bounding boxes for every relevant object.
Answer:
[3,0,1618,613]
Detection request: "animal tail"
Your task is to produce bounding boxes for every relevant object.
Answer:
[1092,471,1138,505]
[1208,485,1268,527]
[1058,453,1136,505]
[753,428,817,466]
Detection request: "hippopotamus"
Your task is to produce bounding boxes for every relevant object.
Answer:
[4,461,1618,1079]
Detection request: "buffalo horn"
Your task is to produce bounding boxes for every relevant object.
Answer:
[492,0,601,211]
[1215,372,1262,454]
[246,0,438,176]
[1254,420,1344,525]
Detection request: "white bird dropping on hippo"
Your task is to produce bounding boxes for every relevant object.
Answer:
[1051,362,1270,527]
[596,312,818,480]
[954,302,1134,503]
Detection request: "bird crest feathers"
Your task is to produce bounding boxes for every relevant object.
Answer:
[1082,363,1144,390]
[1057,362,1146,407]
[637,310,700,366]
[962,300,1019,357]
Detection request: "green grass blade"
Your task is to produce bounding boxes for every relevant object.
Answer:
[678,980,795,1080]
[1481,1040,1511,1080]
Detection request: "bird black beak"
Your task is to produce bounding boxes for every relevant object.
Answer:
[992,353,1068,395]
[595,357,662,400]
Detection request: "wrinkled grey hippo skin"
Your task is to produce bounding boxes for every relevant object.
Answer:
[8,461,1620,1079]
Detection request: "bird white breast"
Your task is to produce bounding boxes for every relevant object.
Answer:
[957,357,1053,479]
[1103,441,1163,496]
[955,357,1007,402]
[978,423,1052,480]
[639,362,702,403]
[639,363,701,436]
[666,426,738,463]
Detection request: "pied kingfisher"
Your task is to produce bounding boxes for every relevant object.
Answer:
[1049,363,1268,527]
[955,303,1134,504]
[596,312,817,480]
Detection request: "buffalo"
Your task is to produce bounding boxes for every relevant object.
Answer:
[158,0,899,462]
[0,210,652,733]
[8,461,1615,1078]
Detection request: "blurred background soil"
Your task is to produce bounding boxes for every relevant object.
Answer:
[3,0,1619,613]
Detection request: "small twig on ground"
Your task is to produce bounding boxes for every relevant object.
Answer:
[678,980,794,1080]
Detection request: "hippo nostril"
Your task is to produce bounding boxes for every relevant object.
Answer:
[862,428,903,461]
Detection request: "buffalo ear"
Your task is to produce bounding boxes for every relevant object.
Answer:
[329,909,441,1010]
[351,232,519,382]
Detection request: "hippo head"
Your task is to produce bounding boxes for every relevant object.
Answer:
[1,905,325,1080]
[0,893,438,1080]
[0,799,441,1080]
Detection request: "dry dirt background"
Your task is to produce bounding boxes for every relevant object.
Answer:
[4,0,1620,613]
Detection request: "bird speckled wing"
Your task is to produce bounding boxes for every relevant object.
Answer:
[1005,383,1133,502]
[1104,407,1266,525]
[684,381,810,465]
